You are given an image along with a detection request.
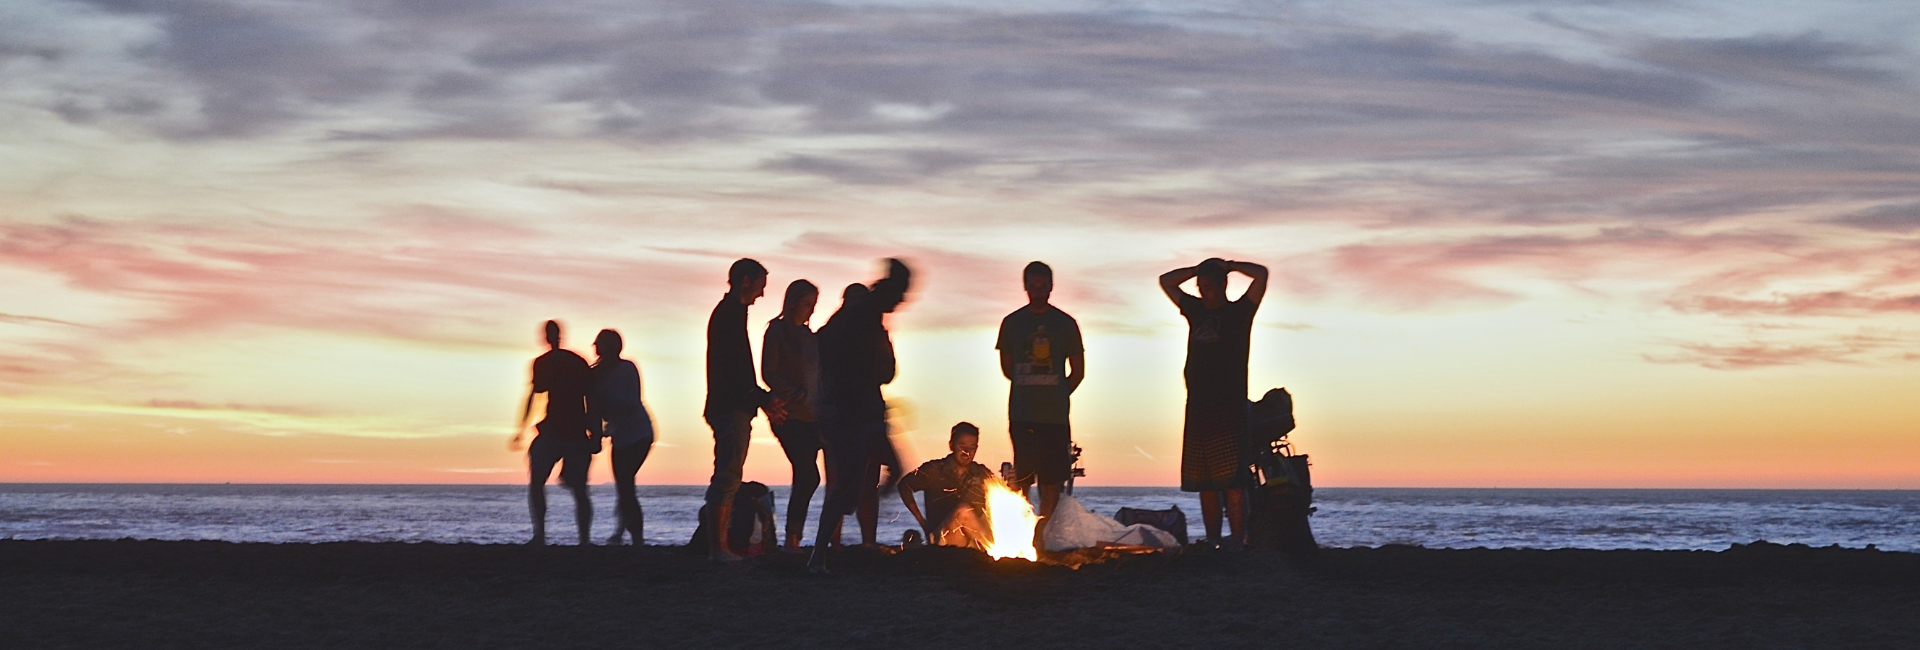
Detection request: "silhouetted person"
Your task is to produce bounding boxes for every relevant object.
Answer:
[997,261,1084,547]
[810,259,912,572]
[763,279,823,552]
[899,422,994,550]
[704,259,787,562]
[514,320,595,545]
[590,329,654,546]
[1159,258,1268,549]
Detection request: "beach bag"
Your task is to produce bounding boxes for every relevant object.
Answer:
[1247,387,1317,555]
[688,481,779,556]
[1115,506,1189,546]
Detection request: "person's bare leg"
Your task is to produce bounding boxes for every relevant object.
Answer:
[569,483,593,546]
[628,501,644,545]
[527,481,547,545]
[857,484,878,546]
[711,502,742,562]
[1199,490,1224,545]
[941,505,987,550]
[808,512,841,572]
[1034,482,1062,548]
[1222,488,1247,550]
[783,464,819,553]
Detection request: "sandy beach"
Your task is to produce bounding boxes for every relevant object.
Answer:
[3,540,1915,649]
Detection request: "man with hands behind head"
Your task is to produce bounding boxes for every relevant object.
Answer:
[1159,257,1268,550]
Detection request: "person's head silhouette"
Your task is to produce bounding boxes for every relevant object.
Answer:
[1195,257,1230,307]
[593,329,622,362]
[1023,261,1052,310]
[782,279,819,324]
[543,320,562,349]
[729,258,769,305]
[843,282,869,305]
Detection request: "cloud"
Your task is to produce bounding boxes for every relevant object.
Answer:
[0,313,87,327]
[1830,203,1920,232]
[1645,331,1909,370]
[1671,291,1920,317]
[1300,227,1801,310]
[145,398,322,417]
[0,214,708,345]
[1636,32,1897,89]
[0,0,1901,240]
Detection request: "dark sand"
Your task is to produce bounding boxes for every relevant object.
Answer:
[3,540,1916,649]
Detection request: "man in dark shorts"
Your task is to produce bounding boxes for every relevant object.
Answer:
[810,258,912,572]
[1159,257,1268,549]
[514,320,596,546]
[996,261,1083,545]
[898,422,994,550]
[704,258,787,562]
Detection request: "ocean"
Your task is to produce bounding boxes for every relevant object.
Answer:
[2,484,1916,552]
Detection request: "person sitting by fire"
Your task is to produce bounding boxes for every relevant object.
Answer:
[898,422,995,550]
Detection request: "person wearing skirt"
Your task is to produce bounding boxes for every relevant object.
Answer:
[1160,258,1269,549]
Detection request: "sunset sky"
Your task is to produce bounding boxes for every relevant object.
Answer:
[3,0,1919,487]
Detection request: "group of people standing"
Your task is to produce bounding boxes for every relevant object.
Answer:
[512,255,1269,566]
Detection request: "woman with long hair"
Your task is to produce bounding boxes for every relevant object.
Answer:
[591,328,655,545]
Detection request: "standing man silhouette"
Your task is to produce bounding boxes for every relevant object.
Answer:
[514,320,596,546]
[996,261,1084,546]
[704,259,786,562]
[1160,257,1268,549]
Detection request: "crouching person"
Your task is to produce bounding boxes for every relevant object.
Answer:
[899,422,995,550]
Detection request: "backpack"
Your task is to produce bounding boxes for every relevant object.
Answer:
[1246,387,1317,555]
[1114,506,1189,546]
[688,481,779,556]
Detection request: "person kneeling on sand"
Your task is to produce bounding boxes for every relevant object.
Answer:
[898,422,995,550]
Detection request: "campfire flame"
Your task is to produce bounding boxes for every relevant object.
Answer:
[981,478,1039,561]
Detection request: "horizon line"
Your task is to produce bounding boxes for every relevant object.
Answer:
[2,482,1916,491]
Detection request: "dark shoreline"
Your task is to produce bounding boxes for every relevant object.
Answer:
[5,540,1918,649]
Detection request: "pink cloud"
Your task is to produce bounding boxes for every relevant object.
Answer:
[1297,228,1800,310]
[0,215,711,346]
[1671,291,1920,316]
[1643,335,1901,370]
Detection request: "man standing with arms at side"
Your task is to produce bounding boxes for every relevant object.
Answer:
[996,261,1084,547]
[1159,257,1268,550]
[512,320,596,546]
[704,259,786,562]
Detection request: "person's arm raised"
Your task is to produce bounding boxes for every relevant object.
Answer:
[1231,260,1270,308]
[1159,266,1198,307]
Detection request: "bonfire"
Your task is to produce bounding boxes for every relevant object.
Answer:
[981,478,1039,561]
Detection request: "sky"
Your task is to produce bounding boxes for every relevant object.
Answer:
[3,0,1919,487]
